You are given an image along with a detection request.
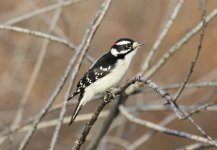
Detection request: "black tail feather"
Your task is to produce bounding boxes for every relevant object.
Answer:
[68,103,82,126]
[67,96,73,101]
[67,91,79,101]
[68,92,84,126]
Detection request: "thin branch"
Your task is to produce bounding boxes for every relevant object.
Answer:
[142,0,184,72]
[3,0,86,25]
[124,8,217,99]
[160,82,217,91]
[173,0,207,102]
[18,52,78,150]
[145,7,217,78]
[72,100,109,150]
[0,111,109,146]
[49,0,112,149]
[128,114,176,150]
[10,0,64,131]
[0,25,94,63]
[2,102,217,146]
[88,75,216,149]
[178,141,216,150]
[97,135,130,149]
[119,105,217,146]
[0,26,77,49]
[183,103,213,119]
[168,2,215,143]
[132,82,217,95]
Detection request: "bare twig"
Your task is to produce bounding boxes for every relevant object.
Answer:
[88,75,216,149]
[119,105,217,146]
[159,82,217,91]
[11,0,64,131]
[97,135,130,149]
[145,7,217,78]
[0,25,94,63]
[72,100,110,150]
[169,2,215,143]
[128,114,176,150]
[178,141,216,150]
[173,0,207,102]
[3,0,86,25]
[183,103,213,119]
[49,0,112,149]
[0,111,109,146]
[88,74,180,150]
[142,0,184,72]
[17,53,77,150]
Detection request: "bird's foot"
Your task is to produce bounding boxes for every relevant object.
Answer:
[104,87,120,103]
[163,100,170,105]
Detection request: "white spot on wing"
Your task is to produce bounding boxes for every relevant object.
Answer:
[84,49,137,99]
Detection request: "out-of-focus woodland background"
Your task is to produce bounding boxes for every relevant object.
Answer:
[0,0,217,150]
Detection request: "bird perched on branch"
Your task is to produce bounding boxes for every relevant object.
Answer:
[67,38,144,126]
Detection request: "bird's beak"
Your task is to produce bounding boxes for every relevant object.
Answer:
[133,42,144,49]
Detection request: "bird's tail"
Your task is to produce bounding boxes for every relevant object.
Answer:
[68,93,84,126]
[67,91,78,101]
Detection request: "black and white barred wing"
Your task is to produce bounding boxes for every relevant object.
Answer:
[70,65,113,99]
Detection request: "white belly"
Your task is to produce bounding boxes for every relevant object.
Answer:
[82,50,137,104]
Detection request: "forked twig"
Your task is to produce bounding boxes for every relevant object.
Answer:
[119,105,217,146]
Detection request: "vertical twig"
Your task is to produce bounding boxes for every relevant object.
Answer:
[18,53,78,150]
[11,0,64,131]
[173,0,207,102]
[170,0,216,143]
[145,7,217,78]
[141,0,184,72]
[49,0,112,149]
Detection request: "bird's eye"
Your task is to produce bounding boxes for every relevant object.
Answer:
[125,44,131,49]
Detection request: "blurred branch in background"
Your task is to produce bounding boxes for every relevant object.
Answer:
[50,0,112,149]
[0,0,217,150]
[10,0,65,132]
[142,0,184,72]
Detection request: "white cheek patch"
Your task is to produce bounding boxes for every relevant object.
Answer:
[111,48,119,57]
[116,41,131,45]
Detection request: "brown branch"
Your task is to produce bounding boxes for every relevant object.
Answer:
[72,100,109,150]
[88,75,216,149]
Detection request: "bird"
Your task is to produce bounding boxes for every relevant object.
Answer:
[67,38,144,126]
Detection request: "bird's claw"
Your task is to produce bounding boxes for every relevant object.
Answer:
[163,100,170,105]
[104,88,119,102]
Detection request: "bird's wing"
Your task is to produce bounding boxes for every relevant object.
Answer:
[73,66,113,95]
[69,53,115,100]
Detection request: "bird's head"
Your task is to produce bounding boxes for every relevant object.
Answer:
[110,38,144,57]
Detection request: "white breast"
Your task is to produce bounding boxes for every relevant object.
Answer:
[82,50,137,104]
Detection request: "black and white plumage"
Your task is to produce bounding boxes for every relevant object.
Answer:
[67,38,143,126]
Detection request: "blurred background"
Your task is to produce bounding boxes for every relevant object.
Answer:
[0,0,217,149]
